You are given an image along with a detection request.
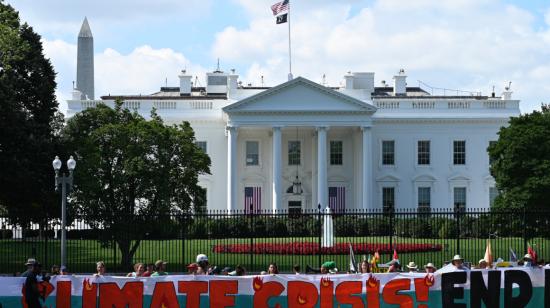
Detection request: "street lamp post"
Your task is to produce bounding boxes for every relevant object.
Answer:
[52,155,76,268]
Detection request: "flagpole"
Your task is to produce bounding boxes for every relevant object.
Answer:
[287,0,292,81]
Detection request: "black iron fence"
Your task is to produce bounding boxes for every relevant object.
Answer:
[0,208,548,274]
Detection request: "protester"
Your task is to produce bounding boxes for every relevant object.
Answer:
[196,254,209,275]
[94,261,106,277]
[50,265,60,276]
[424,263,436,273]
[21,258,38,277]
[388,260,401,273]
[220,267,232,275]
[60,266,69,275]
[451,255,468,270]
[268,262,279,274]
[127,263,145,277]
[23,260,42,308]
[142,263,154,277]
[320,261,338,274]
[477,259,489,269]
[235,265,246,276]
[293,264,301,275]
[406,262,418,273]
[360,260,371,274]
[151,260,168,276]
[523,254,536,267]
[187,263,199,275]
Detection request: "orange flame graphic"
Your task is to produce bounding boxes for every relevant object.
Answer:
[367,275,379,288]
[253,276,264,291]
[83,279,94,291]
[320,277,331,288]
[424,274,435,287]
[297,294,307,305]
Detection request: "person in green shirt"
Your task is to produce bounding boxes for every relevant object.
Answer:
[151,260,168,276]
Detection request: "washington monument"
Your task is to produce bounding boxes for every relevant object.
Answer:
[76,17,94,100]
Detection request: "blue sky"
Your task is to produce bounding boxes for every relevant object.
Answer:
[5,0,550,112]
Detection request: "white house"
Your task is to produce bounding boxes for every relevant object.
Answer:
[66,69,520,213]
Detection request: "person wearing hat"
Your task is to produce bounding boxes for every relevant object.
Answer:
[407,261,418,273]
[424,263,436,273]
[196,254,209,275]
[151,260,168,276]
[388,259,401,273]
[21,258,38,277]
[321,261,338,274]
[451,255,468,270]
[523,254,536,267]
[477,259,489,269]
[23,259,42,308]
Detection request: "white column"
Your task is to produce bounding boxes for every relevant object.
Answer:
[361,126,373,209]
[317,126,328,208]
[272,126,282,213]
[227,126,237,213]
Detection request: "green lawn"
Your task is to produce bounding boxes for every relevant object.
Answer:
[1,236,547,274]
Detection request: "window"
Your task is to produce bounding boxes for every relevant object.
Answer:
[417,140,430,165]
[246,141,259,166]
[288,141,301,165]
[288,201,302,217]
[382,187,395,213]
[195,141,207,153]
[453,140,466,165]
[454,187,466,211]
[418,187,431,214]
[488,141,497,165]
[330,141,343,165]
[489,187,499,207]
[382,140,395,165]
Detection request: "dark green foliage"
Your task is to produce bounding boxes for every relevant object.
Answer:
[62,101,210,268]
[0,1,63,226]
[489,105,550,210]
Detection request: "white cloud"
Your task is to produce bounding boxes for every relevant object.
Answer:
[213,0,550,111]
[42,39,208,113]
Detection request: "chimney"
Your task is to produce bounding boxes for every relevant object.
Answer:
[393,69,407,96]
[228,69,239,98]
[179,70,192,96]
[72,88,83,100]
[501,82,512,100]
[344,72,354,89]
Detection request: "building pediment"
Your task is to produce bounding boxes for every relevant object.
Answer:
[223,77,376,114]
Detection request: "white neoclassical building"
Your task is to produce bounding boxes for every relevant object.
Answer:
[66,70,520,213]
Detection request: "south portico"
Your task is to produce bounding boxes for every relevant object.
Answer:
[223,77,376,213]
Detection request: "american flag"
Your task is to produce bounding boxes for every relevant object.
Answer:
[245,186,261,213]
[271,0,289,16]
[328,187,345,213]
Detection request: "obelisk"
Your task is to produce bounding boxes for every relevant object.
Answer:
[76,17,94,100]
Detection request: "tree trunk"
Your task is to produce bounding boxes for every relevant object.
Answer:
[117,238,141,271]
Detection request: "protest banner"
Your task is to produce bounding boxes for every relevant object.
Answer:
[3,268,549,307]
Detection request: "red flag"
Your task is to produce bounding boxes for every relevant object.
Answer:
[528,244,538,263]
[393,249,398,260]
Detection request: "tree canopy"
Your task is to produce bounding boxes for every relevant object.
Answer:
[0,1,63,224]
[62,101,210,268]
[489,104,550,210]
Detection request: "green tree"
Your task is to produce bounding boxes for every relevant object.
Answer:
[0,1,63,226]
[62,101,210,269]
[489,104,550,210]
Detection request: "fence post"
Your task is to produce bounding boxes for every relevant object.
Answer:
[318,204,322,268]
[249,204,254,272]
[181,213,186,269]
[389,208,394,254]
[521,206,528,255]
[113,238,117,272]
[455,205,461,255]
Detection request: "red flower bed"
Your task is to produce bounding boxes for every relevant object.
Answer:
[212,242,442,255]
